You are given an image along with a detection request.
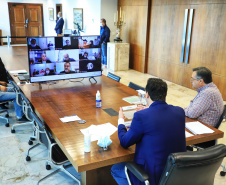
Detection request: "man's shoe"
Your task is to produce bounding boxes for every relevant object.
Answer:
[16,115,29,122]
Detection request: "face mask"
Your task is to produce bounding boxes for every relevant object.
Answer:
[100,23,102,27]
[57,14,60,18]
[31,44,36,47]
[46,71,50,74]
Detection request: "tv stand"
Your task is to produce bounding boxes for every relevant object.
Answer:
[89,77,97,84]
[38,81,58,89]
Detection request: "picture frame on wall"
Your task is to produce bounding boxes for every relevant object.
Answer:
[49,8,54,21]
[73,8,83,30]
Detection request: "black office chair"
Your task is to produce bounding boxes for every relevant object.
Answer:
[0,100,10,127]
[125,144,226,185]
[26,112,81,185]
[128,82,145,91]
[10,81,34,133]
[107,72,121,82]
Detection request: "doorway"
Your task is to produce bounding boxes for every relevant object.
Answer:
[8,3,44,44]
[56,4,62,21]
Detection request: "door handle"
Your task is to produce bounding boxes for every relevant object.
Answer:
[24,24,28,28]
[26,19,29,24]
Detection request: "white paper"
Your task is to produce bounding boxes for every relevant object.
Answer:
[80,123,117,142]
[9,70,27,74]
[185,131,194,138]
[122,105,137,111]
[123,110,136,119]
[124,121,132,127]
[186,121,214,135]
[136,89,146,95]
[60,115,81,123]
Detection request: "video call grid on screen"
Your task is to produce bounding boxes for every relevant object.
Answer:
[27,35,102,83]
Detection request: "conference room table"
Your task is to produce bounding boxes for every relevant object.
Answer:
[6,71,223,185]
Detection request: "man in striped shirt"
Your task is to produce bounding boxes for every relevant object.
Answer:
[184,67,224,127]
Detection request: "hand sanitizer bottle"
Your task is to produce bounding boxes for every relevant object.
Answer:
[96,90,102,108]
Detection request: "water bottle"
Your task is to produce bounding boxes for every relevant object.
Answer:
[96,90,102,108]
[84,131,91,153]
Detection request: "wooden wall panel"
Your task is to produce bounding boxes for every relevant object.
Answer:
[188,4,226,76]
[148,4,190,65]
[152,0,226,6]
[118,0,148,6]
[119,0,148,72]
[147,0,226,100]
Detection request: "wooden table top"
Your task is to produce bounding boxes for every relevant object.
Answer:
[12,75,224,173]
[1,46,224,173]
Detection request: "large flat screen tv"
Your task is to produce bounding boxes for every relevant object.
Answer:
[27,35,102,83]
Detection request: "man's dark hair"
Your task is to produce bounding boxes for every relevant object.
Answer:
[65,61,70,65]
[101,18,106,24]
[193,67,212,84]
[84,52,88,56]
[146,78,167,101]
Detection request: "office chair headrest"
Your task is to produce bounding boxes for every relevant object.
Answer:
[169,144,226,167]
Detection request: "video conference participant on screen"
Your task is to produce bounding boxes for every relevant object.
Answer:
[48,41,54,49]
[37,53,52,64]
[62,39,71,49]
[63,54,75,62]
[32,68,40,76]
[44,68,55,76]
[79,60,101,72]
[79,52,88,60]
[82,39,90,48]
[28,39,41,50]
[93,38,100,48]
[60,62,75,74]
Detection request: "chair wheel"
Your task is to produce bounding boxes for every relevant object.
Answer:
[28,140,33,145]
[5,123,9,127]
[26,156,31,161]
[220,171,226,176]
[5,114,9,118]
[11,129,15,133]
[46,164,51,170]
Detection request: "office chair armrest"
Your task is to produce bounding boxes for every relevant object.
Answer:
[125,162,149,182]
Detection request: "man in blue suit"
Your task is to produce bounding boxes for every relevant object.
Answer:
[55,12,64,35]
[111,78,187,185]
[100,18,110,68]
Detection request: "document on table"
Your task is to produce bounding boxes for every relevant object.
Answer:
[124,121,132,127]
[122,96,145,105]
[186,121,214,135]
[185,131,194,138]
[80,123,118,142]
[122,105,137,111]
[60,115,81,123]
[123,110,136,120]
[9,69,27,74]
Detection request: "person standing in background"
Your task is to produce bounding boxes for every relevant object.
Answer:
[55,12,64,35]
[100,18,110,69]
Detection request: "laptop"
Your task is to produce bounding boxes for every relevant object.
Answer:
[18,74,30,81]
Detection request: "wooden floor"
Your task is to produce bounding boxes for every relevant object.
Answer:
[0,45,226,185]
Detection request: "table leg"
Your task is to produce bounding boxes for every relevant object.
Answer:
[81,165,117,185]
